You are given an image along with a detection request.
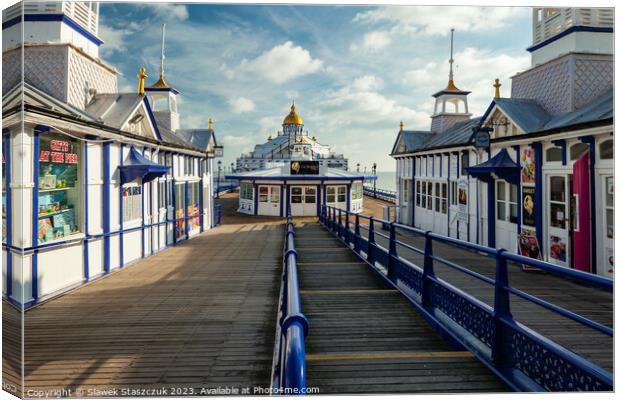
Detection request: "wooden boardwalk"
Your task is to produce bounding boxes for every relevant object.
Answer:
[3,194,284,396]
[352,203,614,372]
[294,222,507,394]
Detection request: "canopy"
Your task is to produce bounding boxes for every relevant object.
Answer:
[465,148,520,184]
[119,147,169,184]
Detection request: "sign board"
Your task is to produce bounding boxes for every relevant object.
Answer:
[290,161,319,175]
[473,129,491,150]
[522,186,536,226]
[457,180,469,223]
[214,146,224,158]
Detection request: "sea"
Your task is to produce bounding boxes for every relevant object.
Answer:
[372,171,397,192]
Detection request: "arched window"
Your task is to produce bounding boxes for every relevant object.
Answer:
[570,143,589,160]
[546,146,563,162]
[600,139,613,160]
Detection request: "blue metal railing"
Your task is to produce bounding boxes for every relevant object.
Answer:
[319,205,613,392]
[214,183,239,196]
[363,185,397,203]
[271,212,308,394]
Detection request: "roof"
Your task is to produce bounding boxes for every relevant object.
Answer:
[225,166,375,181]
[391,118,481,155]
[491,98,551,133]
[85,93,144,128]
[466,148,520,184]
[176,129,216,150]
[542,89,613,131]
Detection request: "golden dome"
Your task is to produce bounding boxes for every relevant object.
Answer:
[283,103,303,125]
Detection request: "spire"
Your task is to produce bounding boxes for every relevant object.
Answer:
[448,28,455,83]
[400,121,404,131]
[159,23,166,81]
[137,67,147,94]
[494,78,501,99]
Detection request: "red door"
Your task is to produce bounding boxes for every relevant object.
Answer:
[572,152,590,272]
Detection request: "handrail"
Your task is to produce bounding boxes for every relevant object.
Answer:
[363,185,397,203]
[319,205,613,392]
[271,212,308,394]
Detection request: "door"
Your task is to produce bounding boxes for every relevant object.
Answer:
[571,153,591,272]
[547,175,570,267]
[325,185,347,211]
[258,185,280,216]
[290,186,316,216]
[495,180,518,252]
[600,175,614,278]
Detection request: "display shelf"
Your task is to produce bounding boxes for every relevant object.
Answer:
[39,187,73,193]
[38,208,74,219]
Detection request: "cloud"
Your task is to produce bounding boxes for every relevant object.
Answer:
[144,4,189,21]
[222,134,253,146]
[353,6,526,36]
[228,97,256,113]
[225,41,324,84]
[402,47,530,113]
[351,75,383,92]
[351,30,392,52]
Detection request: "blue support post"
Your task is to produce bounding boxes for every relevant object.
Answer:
[512,145,522,234]
[199,158,204,233]
[32,125,47,302]
[184,180,189,238]
[412,157,416,227]
[387,222,397,282]
[492,249,512,364]
[4,133,12,297]
[119,144,125,265]
[344,208,350,243]
[338,208,343,239]
[171,153,177,245]
[83,139,90,280]
[488,179,496,248]
[253,182,258,216]
[354,213,360,252]
[141,148,146,257]
[367,217,375,264]
[421,231,435,308]
[102,142,110,273]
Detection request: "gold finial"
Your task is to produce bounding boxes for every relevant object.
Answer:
[267,134,272,141]
[208,117,213,130]
[311,135,317,141]
[493,78,501,99]
[137,67,147,94]
[400,121,404,131]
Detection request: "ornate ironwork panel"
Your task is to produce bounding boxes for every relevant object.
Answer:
[429,280,495,347]
[502,323,612,391]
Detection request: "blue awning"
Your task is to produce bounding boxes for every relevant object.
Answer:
[119,147,169,184]
[466,148,520,185]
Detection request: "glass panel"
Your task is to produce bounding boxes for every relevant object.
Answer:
[550,203,566,229]
[606,209,613,238]
[550,176,565,202]
[441,199,447,214]
[327,194,335,203]
[305,195,316,203]
[435,183,440,199]
[509,184,517,203]
[259,194,268,202]
[327,186,335,195]
[260,186,268,194]
[435,196,440,212]
[497,201,506,221]
[305,187,316,195]
[421,182,426,195]
[442,183,447,199]
[428,182,433,196]
[569,143,588,160]
[600,140,613,160]
[338,193,346,202]
[271,187,280,203]
[605,176,613,206]
[338,186,346,194]
[38,134,81,244]
[291,195,302,203]
[497,181,506,201]
[292,187,302,195]
[509,204,518,224]
[421,193,426,208]
[546,147,563,162]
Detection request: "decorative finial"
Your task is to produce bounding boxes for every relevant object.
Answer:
[312,135,317,141]
[494,78,501,99]
[208,117,213,130]
[137,67,147,94]
[267,134,272,141]
[159,23,166,81]
[400,121,404,131]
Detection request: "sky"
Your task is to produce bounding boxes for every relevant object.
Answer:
[99,2,533,171]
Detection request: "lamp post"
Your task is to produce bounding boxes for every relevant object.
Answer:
[356,163,360,172]
[217,160,222,199]
[372,163,377,198]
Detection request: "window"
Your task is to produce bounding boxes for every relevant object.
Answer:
[549,176,566,229]
[570,143,589,160]
[416,181,421,206]
[337,186,346,202]
[546,146,563,162]
[460,152,469,176]
[158,181,165,209]
[352,182,363,200]
[426,181,432,210]
[175,183,186,239]
[600,139,613,160]
[605,176,613,239]
[188,181,200,231]
[122,184,142,223]
[441,183,448,214]
[240,183,254,200]
[305,187,316,204]
[496,181,517,223]
[450,181,457,206]
[421,181,427,208]
[326,186,336,203]
[403,179,409,204]
[291,187,302,203]
[434,182,440,212]
[271,186,280,203]
[259,186,269,202]
[37,134,82,244]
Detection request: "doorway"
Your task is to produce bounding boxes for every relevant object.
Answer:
[257,185,280,216]
[290,186,317,216]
